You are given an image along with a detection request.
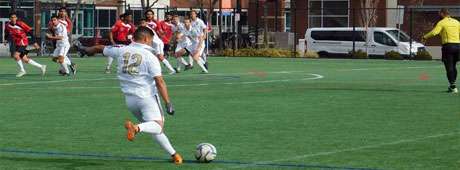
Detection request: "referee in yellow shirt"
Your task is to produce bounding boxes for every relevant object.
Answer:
[422,8,460,94]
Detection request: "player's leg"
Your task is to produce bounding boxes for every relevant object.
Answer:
[191,43,208,73]
[158,54,176,74]
[124,95,182,164]
[442,45,458,93]
[20,46,47,76]
[174,48,189,72]
[13,51,26,77]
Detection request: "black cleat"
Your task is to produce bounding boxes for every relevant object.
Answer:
[204,62,209,70]
[184,65,193,71]
[174,68,180,73]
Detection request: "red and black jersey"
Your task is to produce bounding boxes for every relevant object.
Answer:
[5,21,33,46]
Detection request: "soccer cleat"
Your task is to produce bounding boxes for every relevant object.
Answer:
[174,68,180,73]
[124,120,138,141]
[169,71,176,75]
[184,65,193,71]
[70,63,77,75]
[447,87,458,94]
[204,62,209,70]
[16,71,26,78]
[105,68,111,74]
[171,153,183,165]
[40,65,47,76]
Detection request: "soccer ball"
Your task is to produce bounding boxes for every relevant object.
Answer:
[194,143,217,163]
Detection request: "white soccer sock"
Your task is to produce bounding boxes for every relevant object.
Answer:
[197,58,208,73]
[106,57,114,70]
[61,63,69,74]
[153,133,176,155]
[188,55,193,66]
[201,53,207,62]
[162,59,175,73]
[180,57,189,65]
[17,60,25,72]
[138,121,162,134]
[176,58,183,71]
[64,57,71,66]
[28,59,43,68]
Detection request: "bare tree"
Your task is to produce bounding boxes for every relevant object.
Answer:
[140,0,160,12]
[360,0,380,28]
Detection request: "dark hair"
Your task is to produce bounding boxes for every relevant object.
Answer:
[59,7,67,11]
[51,15,58,19]
[124,12,132,17]
[183,18,191,22]
[134,26,154,41]
[440,8,450,15]
[190,10,198,15]
[9,12,17,17]
[119,14,125,19]
[144,9,154,16]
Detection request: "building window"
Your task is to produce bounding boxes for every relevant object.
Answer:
[94,9,117,37]
[308,0,349,28]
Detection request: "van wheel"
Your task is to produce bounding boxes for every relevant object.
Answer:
[318,51,329,58]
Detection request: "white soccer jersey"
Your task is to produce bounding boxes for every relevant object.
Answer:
[191,18,207,34]
[54,23,69,46]
[182,26,202,45]
[172,22,185,33]
[103,43,162,98]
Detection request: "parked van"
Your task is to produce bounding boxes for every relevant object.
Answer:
[305,27,426,57]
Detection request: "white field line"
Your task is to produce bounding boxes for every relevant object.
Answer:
[0,65,440,87]
[0,71,310,86]
[225,131,460,169]
[6,74,324,90]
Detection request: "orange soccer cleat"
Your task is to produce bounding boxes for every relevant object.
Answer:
[124,120,138,141]
[172,153,183,165]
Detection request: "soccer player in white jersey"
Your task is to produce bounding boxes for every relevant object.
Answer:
[171,15,192,72]
[46,16,72,76]
[174,18,208,73]
[102,26,183,164]
[144,10,176,75]
[190,10,209,69]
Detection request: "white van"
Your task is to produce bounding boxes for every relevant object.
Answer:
[305,27,426,57]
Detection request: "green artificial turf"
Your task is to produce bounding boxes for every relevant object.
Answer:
[0,56,458,170]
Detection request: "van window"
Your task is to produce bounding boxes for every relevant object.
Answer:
[386,30,410,42]
[311,31,365,41]
[374,32,396,46]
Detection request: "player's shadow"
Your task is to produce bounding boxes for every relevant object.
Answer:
[0,156,170,169]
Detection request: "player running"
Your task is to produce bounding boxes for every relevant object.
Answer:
[174,18,208,73]
[51,7,77,74]
[4,12,46,78]
[144,10,176,75]
[46,15,72,76]
[103,26,183,164]
[190,10,209,69]
[106,13,136,73]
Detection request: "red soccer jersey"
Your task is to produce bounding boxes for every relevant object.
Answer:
[111,20,134,42]
[6,21,32,46]
[159,21,173,44]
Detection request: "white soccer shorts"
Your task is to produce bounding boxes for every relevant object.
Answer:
[125,94,164,122]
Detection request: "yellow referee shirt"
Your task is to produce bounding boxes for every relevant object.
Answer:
[423,17,460,44]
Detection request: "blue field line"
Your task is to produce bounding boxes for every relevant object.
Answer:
[0,148,379,170]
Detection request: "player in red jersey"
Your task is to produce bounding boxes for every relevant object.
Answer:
[4,12,46,77]
[105,13,136,73]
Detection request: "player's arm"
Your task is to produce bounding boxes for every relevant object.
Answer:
[154,76,175,115]
[21,22,40,48]
[423,21,443,40]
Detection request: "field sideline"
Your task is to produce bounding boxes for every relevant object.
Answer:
[0,56,459,170]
